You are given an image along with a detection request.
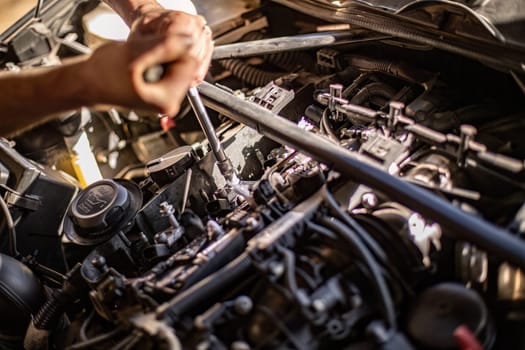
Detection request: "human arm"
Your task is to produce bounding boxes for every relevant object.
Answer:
[103,0,212,83]
[0,33,197,137]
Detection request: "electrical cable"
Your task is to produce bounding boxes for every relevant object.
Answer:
[79,311,95,342]
[321,186,388,263]
[0,191,19,258]
[66,327,123,350]
[321,108,340,142]
[316,216,397,331]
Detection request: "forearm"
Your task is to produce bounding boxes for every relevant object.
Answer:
[0,57,93,136]
[103,0,163,27]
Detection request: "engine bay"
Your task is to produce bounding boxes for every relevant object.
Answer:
[1,0,525,349]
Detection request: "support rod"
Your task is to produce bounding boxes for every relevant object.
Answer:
[212,30,387,60]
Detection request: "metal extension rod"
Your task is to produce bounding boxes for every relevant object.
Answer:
[187,87,238,184]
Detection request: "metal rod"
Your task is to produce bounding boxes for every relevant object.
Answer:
[197,81,525,270]
[188,87,226,163]
[144,31,385,82]
[187,87,238,183]
[212,30,387,60]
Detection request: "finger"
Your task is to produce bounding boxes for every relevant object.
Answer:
[147,57,198,115]
[130,34,193,83]
[188,25,211,65]
[193,36,214,85]
[161,13,206,37]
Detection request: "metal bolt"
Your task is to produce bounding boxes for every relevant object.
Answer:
[154,232,167,244]
[312,299,327,313]
[387,101,404,135]
[234,296,253,315]
[268,261,284,277]
[361,192,378,209]
[329,84,343,121]
[159,201,180,229]
[246,217,259,230]
[458,124,477,167]
[91,256,108,273]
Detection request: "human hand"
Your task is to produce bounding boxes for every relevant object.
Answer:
[83,32,200,116]
[130,10,213,84]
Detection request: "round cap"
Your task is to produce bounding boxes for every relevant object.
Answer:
[407,283,489,349]
[64,179,142,245]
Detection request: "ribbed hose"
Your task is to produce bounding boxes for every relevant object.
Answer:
[219,29,311,87]
[350,82,397,105]
[33,265,83,330]
[33,290,67,330]
[346,56,435,89]
[241,31,306,71]
[219,59,283,87]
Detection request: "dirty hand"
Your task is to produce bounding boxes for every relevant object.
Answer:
[83,31,203,116]
[130,9,213,84]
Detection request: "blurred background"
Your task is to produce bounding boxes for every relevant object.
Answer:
[0,0,34,32]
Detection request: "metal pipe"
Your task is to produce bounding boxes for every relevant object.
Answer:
[144,31,387,82]
[197,81,525,270]
[212,30,388,60]
[187,87,226,163]
[187,87,238,183]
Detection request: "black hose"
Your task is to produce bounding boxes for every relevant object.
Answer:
[159,253,253,323]
[350,82,397,106]
[346,56,436,90]
[33,264,83,330]
[219,59,283,87]
[321,108,340,142]
[33,290,67,330]
[66,328,123,350]
[0,193,19,258]
[240,31,305,71]
[110,333,143,350]
[277,246,299,294]
[79,311,94,342]
[321,186,388,263]
[316,216,397,331]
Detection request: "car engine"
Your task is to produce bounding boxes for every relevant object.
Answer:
[1,0,525,349]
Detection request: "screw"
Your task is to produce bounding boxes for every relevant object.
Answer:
[159,201,180,229]
[234,296,253,315]
[312,299,327,313]
[329,84,343,121]
[458,124,477,167]
[387,101,404,135]
[268,261,284,277]
[91,256,108,273]
[361,192,378,209]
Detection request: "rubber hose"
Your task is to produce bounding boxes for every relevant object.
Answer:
[350,82,397,106]
[219,59,283,87]
[241,31,307,71]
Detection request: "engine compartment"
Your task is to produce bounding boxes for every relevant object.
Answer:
[1,1,525,349]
